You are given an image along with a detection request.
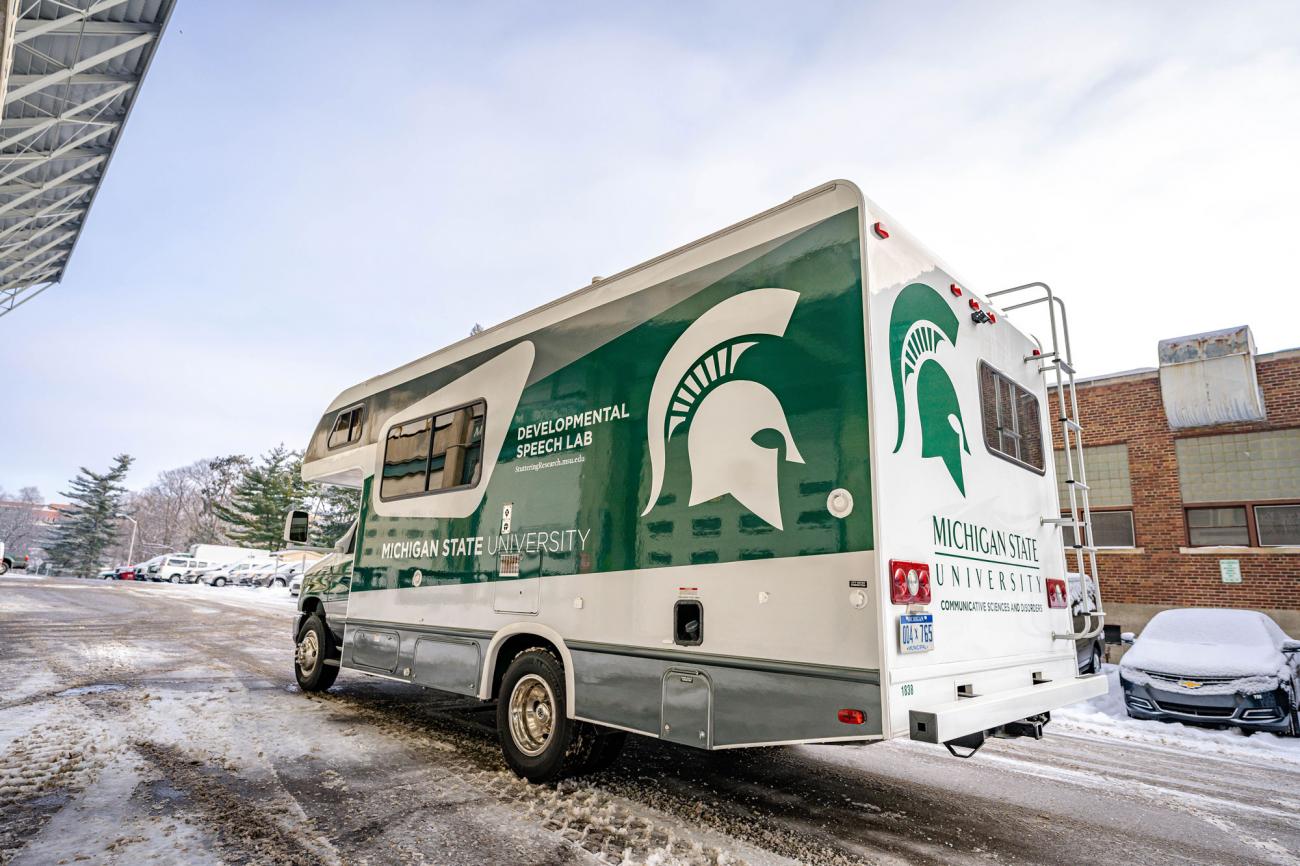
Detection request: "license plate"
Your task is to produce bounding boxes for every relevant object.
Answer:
[899,613,934,654]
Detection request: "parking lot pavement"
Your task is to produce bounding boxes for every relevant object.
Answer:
[2,576,1298,866]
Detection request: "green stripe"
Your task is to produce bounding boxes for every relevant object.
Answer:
[933,550,1040,571]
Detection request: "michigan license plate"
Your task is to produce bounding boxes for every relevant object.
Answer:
[899,613,934,654]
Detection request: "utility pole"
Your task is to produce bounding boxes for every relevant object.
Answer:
[116,513,138,565]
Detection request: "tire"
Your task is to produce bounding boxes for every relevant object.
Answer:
[169,575,179,584]
[496,647,606,783]
[274,578,285,588]
[294,614,339,692]
[213,577,226,587]
[0,561,9,576]
[1090,645,1104,675]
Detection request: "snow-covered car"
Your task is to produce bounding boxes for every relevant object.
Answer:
[98,568,116,580]
[1119,608,1300,735]
[200,562,246,587]
[253,561,301,588]
[1068,572,1106,674]
[289,570,303,597]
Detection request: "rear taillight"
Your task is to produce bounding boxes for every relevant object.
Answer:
[889,560,931,605]
[837,708,867,725]
[1046,578,1068,609]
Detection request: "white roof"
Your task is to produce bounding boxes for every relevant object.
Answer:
[0,0,175,318]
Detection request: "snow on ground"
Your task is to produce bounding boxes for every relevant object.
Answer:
[1055,664,1300,765]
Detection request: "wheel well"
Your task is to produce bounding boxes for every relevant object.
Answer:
[491,633,560,699]
[297,596,324,633]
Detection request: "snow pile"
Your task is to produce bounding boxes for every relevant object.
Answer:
[1057,666,1300,764]
[1120,607,1294,681]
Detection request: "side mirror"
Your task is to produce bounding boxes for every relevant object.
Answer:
[1120,632,1136,646]
[283,509,311,545]
[1282,640,1300,654]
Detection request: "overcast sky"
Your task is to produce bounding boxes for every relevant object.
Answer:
[2,1,1298,500]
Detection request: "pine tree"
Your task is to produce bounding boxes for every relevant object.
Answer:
[46,454,134,576]
[215,445,310,551]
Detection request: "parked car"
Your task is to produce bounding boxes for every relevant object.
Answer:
[1119,608,1300,736]
[135,554,167,581]
[178,561,211,584]
[115,565,139,580]
[1068,572,1106,674]
[289,570,303,597]
[98,568,116,580]
[0,541,29,575]
[254,561,302,588]
[154,555,196,583]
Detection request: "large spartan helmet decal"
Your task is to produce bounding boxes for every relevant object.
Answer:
[642,288,804,529]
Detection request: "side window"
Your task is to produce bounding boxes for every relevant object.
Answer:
[979,362,1045,473]
[380,400,486,500]
[328,405,365,449]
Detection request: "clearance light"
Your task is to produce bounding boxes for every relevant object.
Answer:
[950,283,963,297]
[837,709,867,725]
[987,312,997,323]
[1032,348,1042,357]
[872,222,889,239]
[889,559,931,605]
[1046,578,1069,609]
[968,299,980,310]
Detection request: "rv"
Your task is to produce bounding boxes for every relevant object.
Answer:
[292,180,1107,782]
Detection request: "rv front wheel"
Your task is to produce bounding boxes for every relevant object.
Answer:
[295,614,339,692]
[497,648,597,783]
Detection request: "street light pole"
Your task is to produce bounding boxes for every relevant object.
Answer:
[116,514,138,565]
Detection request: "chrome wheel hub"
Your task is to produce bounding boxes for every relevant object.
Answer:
[508,673,556,757]
[296,630,319,674]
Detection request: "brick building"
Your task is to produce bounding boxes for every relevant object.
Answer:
[1049,326,1299,637]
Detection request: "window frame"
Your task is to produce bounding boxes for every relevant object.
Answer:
[1183,499,1300,547]
[1061,507,1136,549]
[327,403,366,450]
[1255,502,1300,547]
[378,398,488,502]
[977,361,1046,475]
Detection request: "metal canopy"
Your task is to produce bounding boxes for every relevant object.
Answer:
[0,0,173,318]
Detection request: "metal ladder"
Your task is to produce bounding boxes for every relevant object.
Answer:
[987,282,1104,643]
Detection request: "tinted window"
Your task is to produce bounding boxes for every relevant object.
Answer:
[328,406,365,449]
[979,362,1044,472]
[1063,511,1135,548]
[1187,506,1249,546]
[380,401,486,500]
[1256,504,1300,546]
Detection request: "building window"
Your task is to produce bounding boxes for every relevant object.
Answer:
[1256,504,1300,546]
[1186,506,1250,547]
[1055,444,1132,509]
[380,401,486,501]
[327,404,365,449]
[978,362,1044,473]
[1062,510,1136,549]
[1176,429,1300,504]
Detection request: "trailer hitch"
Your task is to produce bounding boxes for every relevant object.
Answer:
[943,712,1051,758]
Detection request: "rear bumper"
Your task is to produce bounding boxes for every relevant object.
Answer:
[910,674,1108,744]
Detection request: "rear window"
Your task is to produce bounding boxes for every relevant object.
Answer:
[978,362,1045,473]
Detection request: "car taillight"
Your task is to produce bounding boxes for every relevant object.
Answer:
[1046,578,1068,609]
[889,560,931,605]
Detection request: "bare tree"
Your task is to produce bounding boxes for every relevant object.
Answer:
[0,486,47,560]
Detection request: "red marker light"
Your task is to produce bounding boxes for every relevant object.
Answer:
[968,299,980,310]
[1046,578,1069,609]
[838,708,867,725]
[1032,348,1042,357]
[987,312,997,323]
[889,559,931,605]
[950,283,963,297]
[872,221,889,239]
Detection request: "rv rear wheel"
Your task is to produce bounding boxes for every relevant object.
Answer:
[295,614,339,692]
[496,648,603,783]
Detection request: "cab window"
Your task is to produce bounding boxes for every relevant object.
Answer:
[328,405,365,449]
[979,361,1045,473]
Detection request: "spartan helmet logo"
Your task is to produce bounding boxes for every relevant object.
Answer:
[889,282,970,495]
[642,288,804,529]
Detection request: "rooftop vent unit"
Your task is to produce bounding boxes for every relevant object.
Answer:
[1158,325,1266,429]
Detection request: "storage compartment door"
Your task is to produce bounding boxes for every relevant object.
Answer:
[493,577,539,614]
[661,668,712,748]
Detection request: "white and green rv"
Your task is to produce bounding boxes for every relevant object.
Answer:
[291,180,1107,782]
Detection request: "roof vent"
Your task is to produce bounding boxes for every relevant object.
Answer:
[1157,325,1266,429]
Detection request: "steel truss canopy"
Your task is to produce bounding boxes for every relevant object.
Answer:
[0,0,173,318]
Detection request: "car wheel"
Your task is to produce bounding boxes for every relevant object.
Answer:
[496,647,603,783]
[214,577,226,587]
[169,575,179,584]
[274,578,286,588]
[294,614,339,692]
[1090,644,1104,674]
[0,561,9,575]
